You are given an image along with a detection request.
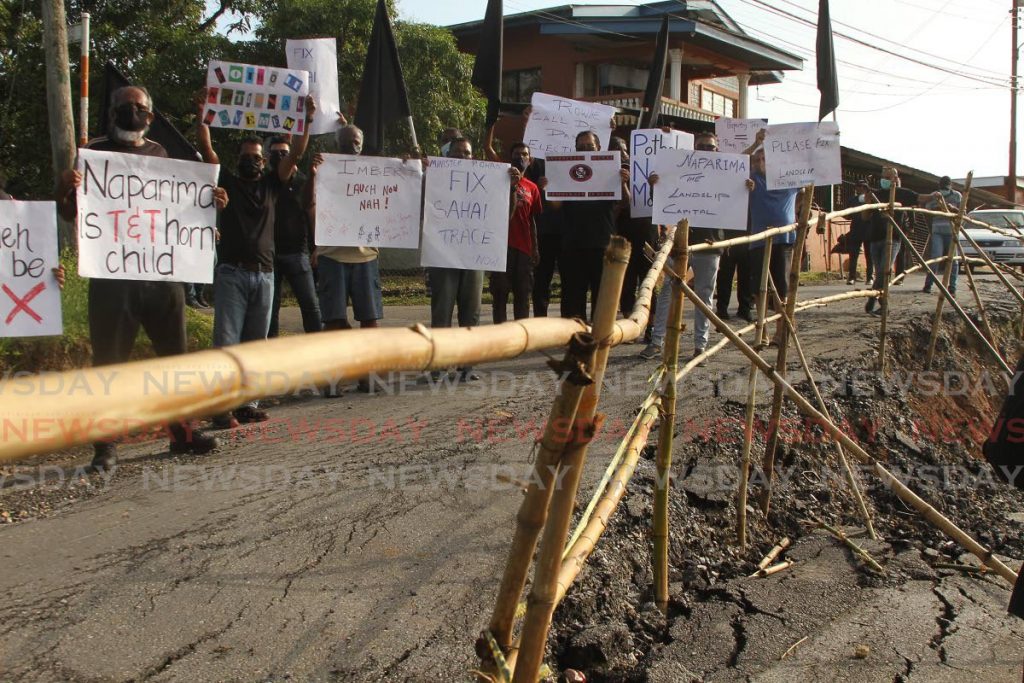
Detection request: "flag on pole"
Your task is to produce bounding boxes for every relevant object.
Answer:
[639,16,670,129]
[816,0,839,121]
[355,0,413,155]
[471,0,504,127]
[98,62,201,161]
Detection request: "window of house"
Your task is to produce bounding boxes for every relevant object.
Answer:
[700,87,737,116]
[503,68,541,103]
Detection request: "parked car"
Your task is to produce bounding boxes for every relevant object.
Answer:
[959,209,1024,268]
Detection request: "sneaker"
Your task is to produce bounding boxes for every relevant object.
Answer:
[211,412,240,429]
[921,286,932,294]
[737,309,754,323]
[847,279,855,285]
[457,367,481,382]
[169,424,220,455]
[692,347,706,359]
[195,296,212,309]
[90,442,117,472]
[186,297,202,309]
[716,309,731,320]
[949,287,957,295]
[640,343,662,360]
[234,406,269,423]
[864,297,876,314]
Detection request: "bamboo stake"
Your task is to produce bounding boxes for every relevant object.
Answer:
[654,220,690,613]
[672,276,1018,584]
[877,183,898,374]
[956,241,998,347]
[748,560,794,578]
[926,174,974,368]
[759,184,815,516]
[739,240,773,548]
[757,537,791,570]
[781,636,809,660]
[483,334,598,660]
[813,519,885,573]
[513,237,632,683]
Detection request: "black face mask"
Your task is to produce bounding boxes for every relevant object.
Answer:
[237,157,262,179]
[113,103,149,132]
[268,150,288,170]
[511,157,529,172]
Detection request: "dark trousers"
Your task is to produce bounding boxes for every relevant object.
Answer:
[620,234,652,316]
[560,246,604,322]
[490,248,533,324]
[269,252,322,337]
[716,243,752,315]
[847,237,874,282]
[533,232,561,317]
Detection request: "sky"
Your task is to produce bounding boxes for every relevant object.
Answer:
[389,0,1019,180]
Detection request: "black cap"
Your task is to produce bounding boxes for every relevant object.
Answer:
[939,175,952,187]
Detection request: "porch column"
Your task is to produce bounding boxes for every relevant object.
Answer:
[669,49,683,102]
[737,73,750,117]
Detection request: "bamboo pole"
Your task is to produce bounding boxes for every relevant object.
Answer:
[769,287,877,539]
[513,237,632,683]
[739,240,773,548]
[877,183,898,374]
[673,275,1018,584]
[814,519,884,573]
[925,174,974,368]
[483,333,598,661]
[757,538,791,570]
[956,241,998,347]
[748,560,794,578]
[653,221,690,613]
[759,184,815,516]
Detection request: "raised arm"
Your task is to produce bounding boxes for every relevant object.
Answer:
[484,123,501,162]
[742,128,766,156]
[278,95,316,182]
[194,88,219,165]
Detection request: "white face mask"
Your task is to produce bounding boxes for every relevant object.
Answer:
[440,141,452,156]
[858,194,866,203]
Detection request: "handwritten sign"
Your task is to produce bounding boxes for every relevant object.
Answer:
[314,154,423,249]
[715,117,768,154]
[0,201,62,337]
[764,121,841,190]
[630,129,693,218]
[76,149,219,283]
[286,38,341,136]
[421,157,510,271]
[522,92,615,159]
[545,151,622,201]
[652,149,750,230]
[203,59,310,135]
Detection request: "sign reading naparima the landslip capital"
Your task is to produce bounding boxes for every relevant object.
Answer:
[76,149,220,283]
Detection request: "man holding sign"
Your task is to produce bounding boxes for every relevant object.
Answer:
[57,85,227,471]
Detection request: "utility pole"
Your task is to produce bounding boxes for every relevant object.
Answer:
[40,0,76,246]
[1010,0,1020,203]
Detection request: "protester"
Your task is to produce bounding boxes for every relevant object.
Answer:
[267,135,322,337]
[488,142,542,323]
[57,85,225,470]
[553,130,630,322]
[845,179,874,285]
[922,175,962,294]
[642,131,753,360]
[195,89,315,425]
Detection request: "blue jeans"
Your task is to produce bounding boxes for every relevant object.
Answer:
[269,252,322,336]
[869,239,902,292]
[214,264,274,408]
[651,252,720,351]
[925,233,958,291]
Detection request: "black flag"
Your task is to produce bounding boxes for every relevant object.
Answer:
[816,0,839,121]
[471,0,504,127]
[355,0,413,155]
[639,16,670,129]
[98,63,201,161]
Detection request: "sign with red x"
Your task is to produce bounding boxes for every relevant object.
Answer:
[0,200,62,338]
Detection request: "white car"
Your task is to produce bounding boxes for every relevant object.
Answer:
[959,209,1024,267]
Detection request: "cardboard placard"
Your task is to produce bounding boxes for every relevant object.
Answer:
[652,149,750,230]
[203,59,310,135]
[629,129,693,218]
[286,38,342,136]
[715,117,768,154]
[545,151,622,201]
[0,200,62,337]
[522,92,615,159]
[764,121,842,190]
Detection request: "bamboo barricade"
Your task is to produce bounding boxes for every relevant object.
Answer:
[757,538,791,570]
[513,237,632,683]
[653,222,690,613]
[482,333,598,659]
[956,241,998,346]
[877,183,898,374]
[673,276,1018,584]
[925,174,973,368]
[738,241,773,548]
[759,185,815,516]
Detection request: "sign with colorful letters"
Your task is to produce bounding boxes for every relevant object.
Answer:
[203,60,310,135]
[0,201,62,337]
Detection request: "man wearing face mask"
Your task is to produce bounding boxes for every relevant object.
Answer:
[265,135,322,337]
[488,142,542,323]
[845,180,874,285]
[195,89,316,426]
[57,86,227,471]
[922,175,963,295]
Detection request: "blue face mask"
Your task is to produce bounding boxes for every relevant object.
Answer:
[879,178,892,190]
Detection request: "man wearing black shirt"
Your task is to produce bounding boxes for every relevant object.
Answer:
[196,90,315,424]
[265,135,322,337]
[57,85,226,471]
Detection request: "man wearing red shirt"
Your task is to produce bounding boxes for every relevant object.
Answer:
[489,142,542,323]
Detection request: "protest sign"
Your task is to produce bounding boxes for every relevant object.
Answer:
[203,59,310,135]
[715,117,768,154]
[545,151,622,201]
[76,149,219,283]
[522,92,615,159]
[0,201,62,337]
[630,129,693,218]
[421,157,510,271]
[652,149,750,230]
[764,121,841,190]
[286,38,342,136]
[315,154,423,249]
